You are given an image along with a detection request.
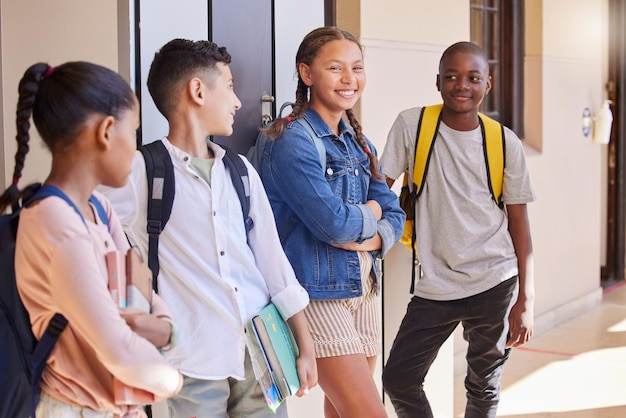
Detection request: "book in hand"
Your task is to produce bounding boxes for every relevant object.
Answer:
[125,248,152,312]
[245,302,300,412]
[106,248,152,311]
[105,248,155,405]
[106,251,127,308]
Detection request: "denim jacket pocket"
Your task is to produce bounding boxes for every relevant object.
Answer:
[324,156,348,197]
[324,156,348,180]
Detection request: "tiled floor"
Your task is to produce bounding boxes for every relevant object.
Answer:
[454,282,626,417]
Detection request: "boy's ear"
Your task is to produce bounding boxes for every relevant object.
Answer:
[436,74,441,91]
[298,63,313,87]
[485,75,492,95]
[188,77,205,105]
[95,115,116,150]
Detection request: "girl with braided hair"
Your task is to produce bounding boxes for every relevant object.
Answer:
[1,61,182,417]
[259,27,405,418]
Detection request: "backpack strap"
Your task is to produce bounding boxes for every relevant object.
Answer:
[478,113,506,209]
[295,118,326,170]
[89,196,110,230]
[222,146,254,238]
[30,313,67,417]
[139,140,175,293]
[402,105,442,293]
[29,185,110,229]
[411,104,443,198]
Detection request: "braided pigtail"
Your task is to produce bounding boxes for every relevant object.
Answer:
[345,109,384,180]
[0,63,49,213]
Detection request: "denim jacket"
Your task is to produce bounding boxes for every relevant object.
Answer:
[260,108,405,300]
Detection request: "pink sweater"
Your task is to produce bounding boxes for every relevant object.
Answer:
[16,192,181,417]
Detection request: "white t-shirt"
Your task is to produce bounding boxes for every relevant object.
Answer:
[380,107,536,300]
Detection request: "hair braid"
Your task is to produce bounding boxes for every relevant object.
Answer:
[345,109,383,180]
[0,63,48,213]
[14,65,47,182]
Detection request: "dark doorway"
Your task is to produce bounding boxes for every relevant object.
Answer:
[603,0,626,286]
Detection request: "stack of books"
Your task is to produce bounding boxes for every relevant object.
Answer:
[245,303,300,413]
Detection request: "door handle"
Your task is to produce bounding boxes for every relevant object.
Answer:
[261,92,274,126]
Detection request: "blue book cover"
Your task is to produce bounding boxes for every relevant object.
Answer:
[252,303,300,397]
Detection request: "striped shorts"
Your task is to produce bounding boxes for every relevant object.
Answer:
[304,251,381,358]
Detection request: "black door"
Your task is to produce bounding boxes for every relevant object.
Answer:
[210,0,274,155]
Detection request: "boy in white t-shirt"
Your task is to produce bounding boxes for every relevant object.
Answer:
[380,41,536,418]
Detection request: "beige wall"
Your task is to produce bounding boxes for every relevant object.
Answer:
[523,0,606,326]
[1,0,119,188]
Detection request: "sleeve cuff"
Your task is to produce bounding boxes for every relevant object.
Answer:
[377,218,396,257]
[356,203,378,242]
[271,284,310,320]
[158,317,179,353]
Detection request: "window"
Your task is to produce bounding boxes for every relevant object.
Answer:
[470,0,524,137]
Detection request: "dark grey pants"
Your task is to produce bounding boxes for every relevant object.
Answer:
[382,277,517,418]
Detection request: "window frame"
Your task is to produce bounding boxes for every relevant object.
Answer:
[470,0,525,137]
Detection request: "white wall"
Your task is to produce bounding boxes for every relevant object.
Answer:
[274,0,325,109]
[136,0,209,144]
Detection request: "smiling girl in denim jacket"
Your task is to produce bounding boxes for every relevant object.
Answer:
[259,27,405,418]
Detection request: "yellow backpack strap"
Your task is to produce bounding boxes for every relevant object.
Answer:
[399,104,443,293]
[478,112,505,208]
[412,104,443,197]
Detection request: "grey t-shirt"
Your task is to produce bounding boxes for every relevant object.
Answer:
[380,107,536,300]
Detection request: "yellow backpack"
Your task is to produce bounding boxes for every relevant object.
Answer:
[398,104,505,291]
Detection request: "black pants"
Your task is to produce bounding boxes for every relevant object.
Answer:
[383,277,517,418]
